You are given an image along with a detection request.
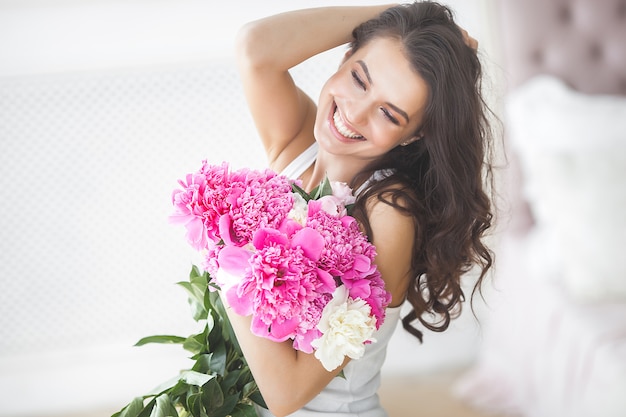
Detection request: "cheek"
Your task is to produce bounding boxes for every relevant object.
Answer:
[367,126,400,150]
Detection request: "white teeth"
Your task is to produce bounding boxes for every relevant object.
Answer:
[333,108,363,139]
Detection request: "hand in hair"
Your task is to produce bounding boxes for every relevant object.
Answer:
[458,26,479,50]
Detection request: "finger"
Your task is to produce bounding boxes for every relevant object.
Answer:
[467,35,478,50]
[459,28,479,50]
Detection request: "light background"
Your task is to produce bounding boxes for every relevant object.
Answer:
[0,1,501,415]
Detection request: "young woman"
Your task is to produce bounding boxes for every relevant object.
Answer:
[223,2,495,416]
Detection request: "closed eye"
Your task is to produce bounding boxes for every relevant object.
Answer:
[380,107,400,125]
[351,70,366,90]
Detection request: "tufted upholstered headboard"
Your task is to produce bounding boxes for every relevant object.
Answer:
[495,0,626,234]
[497,0,626,95]
[454,4,626,414]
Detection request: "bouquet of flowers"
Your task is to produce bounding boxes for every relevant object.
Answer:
[170,160,391,371]
[112,160,390,417]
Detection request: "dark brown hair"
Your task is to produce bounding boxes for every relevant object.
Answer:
[349,1,495,341]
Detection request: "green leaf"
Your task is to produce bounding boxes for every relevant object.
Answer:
[207,314,222,347]
[135,335,186,346]
[242,380,266,408]
[213,296,242,353]
[209,345,227,377]
[230,403,260,417]
[190,268,209,292]
[202,378,225,411]
[112,397,144,417]
[207,290,221,316]
[248,390,267,409]
[307,174,333,200]
[177,281,208,322]
[190,264,204,280]
[115,264,265,417]
[151,393,179,417]
[165,379,190,399]
[183,327,208,355]
[291,182,312,201]
[177,266,211,322]
[191,353,213,375]
[186,392,207,417]
[137,398,157,417]
[220,369,241,394]
[180,370,216,387]
[316,175,333,198]
[176,280,199,299]
[146,375,184,397]
[241,381,258,400]
[208,393,239,417]
[203,286,215,315]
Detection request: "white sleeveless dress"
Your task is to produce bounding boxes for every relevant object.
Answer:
[254,142,402,417]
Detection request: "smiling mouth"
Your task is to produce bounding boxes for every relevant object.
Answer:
[332,106,364,140]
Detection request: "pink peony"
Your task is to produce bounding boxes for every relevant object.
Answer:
[361,271,391,329]
[236,228,335,342]
[171,163,392,368]
[221,169,294,247]
[306,210,376,278]
[169,161,231,250]
[292,293,332,353]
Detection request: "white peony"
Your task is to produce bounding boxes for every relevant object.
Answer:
[317,195,346,217]
[330,181,357,206]
[287,193,309,225]
[315,182,356,217]
[311,286,377,371]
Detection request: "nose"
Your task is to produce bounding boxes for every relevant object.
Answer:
[342,98,369,126]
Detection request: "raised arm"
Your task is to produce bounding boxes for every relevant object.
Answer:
[235,5,395,172]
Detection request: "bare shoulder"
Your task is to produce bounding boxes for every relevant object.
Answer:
[365,183,416,233]
[364,186,416,307]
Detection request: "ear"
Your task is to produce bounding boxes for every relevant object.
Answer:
[400,134,423,147]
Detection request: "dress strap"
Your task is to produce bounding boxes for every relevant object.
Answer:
[354,168,395,196]
[279,142,318,180]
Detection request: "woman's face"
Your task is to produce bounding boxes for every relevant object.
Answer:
[315,36,429,162]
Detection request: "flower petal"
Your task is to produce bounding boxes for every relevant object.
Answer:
[251,315,298,342]
[307,199,323,217]
[317,269,336,294]
[224,284,253,316]
[293,328,321,354]
[278,218,304,236]
[353,254,372,273]
[217,246,252,276]
[218,214,238,246]
[291,227,324,261]
[252,228,289,250]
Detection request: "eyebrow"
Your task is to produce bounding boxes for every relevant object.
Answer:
[357,60,372,84]
[357,60,410,124]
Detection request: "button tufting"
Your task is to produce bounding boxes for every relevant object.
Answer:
[530,48,544,65]
[589,43,603,61]
[558,5,572,22]
[618,0,626,17]
[500,0,626,94]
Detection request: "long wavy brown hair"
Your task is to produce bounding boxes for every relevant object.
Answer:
[349,1,496,341]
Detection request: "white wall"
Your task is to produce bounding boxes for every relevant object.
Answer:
[0,1,498,416]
